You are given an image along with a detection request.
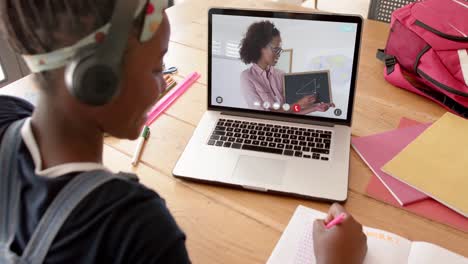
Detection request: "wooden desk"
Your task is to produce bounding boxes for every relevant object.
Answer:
[108,0,467,261]
[1,0,466,262]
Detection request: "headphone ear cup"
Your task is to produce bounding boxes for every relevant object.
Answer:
[65,44,121,106]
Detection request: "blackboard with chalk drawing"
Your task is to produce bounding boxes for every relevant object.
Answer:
[283,70,332,105]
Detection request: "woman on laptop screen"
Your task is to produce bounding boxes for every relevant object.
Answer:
[239,21,334,114]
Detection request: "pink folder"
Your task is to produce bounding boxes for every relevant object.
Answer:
[398,117,422,128]
[352,123,431,205]
[367,175,468,232]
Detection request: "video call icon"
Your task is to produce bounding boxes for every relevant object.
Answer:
[293,104,301,113]
[216,96,223,104]
[273,102,281,110]
[253,101,261,107]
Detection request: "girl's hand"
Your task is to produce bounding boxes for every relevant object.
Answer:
[313,203,368,264]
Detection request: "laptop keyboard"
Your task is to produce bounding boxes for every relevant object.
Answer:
[207,118,333,161]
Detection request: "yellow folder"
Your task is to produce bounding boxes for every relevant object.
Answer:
[382,113,468,217]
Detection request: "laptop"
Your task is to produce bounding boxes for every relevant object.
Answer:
[173,8,363,202]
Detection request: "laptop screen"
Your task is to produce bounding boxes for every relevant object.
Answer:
[209,11,362,123]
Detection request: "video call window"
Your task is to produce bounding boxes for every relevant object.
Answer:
[211,14,358,120]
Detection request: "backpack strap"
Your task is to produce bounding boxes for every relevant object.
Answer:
[19,170,127,264]
[376,49,397,75]
[0,119,26,262]
[459,49,468,87]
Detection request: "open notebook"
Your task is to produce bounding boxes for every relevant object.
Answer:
[267,206,467,264]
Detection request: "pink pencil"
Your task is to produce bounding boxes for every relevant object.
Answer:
[146,72,201,126]
[325,213,346,229]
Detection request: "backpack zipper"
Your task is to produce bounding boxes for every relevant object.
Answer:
[413,45,468,97]
[417,69,468,97]
[415,20,468,42]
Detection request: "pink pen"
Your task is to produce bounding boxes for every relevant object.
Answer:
[325,213,346,229]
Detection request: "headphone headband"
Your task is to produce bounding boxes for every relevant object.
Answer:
[97,0,140,69]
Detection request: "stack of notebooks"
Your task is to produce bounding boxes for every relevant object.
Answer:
[351,112,468,232]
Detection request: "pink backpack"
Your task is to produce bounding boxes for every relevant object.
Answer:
[377,0,468,117]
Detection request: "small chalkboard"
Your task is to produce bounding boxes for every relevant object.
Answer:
[283,70,332,105]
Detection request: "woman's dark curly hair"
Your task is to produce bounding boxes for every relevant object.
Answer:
[239,21,280,64]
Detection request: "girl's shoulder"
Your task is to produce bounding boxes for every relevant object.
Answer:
[0,95,34,146]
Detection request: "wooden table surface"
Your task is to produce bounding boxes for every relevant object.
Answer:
[1,0,466,262]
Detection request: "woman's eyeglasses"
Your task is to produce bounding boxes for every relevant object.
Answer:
[269,45,283,56]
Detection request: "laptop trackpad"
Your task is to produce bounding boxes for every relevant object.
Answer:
[233,156,285,186]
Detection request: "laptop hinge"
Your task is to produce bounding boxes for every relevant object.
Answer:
[219,111,337,127]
